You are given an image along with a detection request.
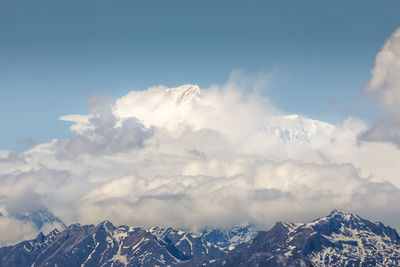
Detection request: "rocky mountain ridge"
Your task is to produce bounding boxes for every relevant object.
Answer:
[1,210,399,266]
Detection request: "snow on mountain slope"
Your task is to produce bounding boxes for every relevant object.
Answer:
[269,114,335,143]
[307,210,400,266]
[113,84,202,134]
[212,210,400,267]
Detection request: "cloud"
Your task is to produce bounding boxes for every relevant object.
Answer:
[0,168,70,245]
[59,114,93,135]
[0,151,26,164]
[57,94,154,159]
[359,117,400,144]
[362,27,400,145]
[0,216,38,246]
[75,158,400,232]
[365,27,400,117]
[2,70,400,245]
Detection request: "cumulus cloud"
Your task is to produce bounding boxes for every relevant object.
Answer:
[0,217,38,246]
[1,69,400,245]
[365,27,400,117]
[57,94,154,159]
[362,27,400,145]
[0,168,70,245]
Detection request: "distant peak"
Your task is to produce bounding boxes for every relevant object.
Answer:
[327,209,354,219]
[271,221,288,231]
[98,220,114,227]
[66,223,82,229]
[167,84,201,106]
[36,232,44,239]
[168,84,199,91]
[329,209,342,215]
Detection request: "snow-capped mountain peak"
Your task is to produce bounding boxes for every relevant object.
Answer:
[166,84,201,106]
[269,114,335,143]
[211,210,400,267]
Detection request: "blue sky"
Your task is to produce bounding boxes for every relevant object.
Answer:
[1,0,400,150]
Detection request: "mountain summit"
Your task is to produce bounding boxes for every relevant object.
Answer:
[216,210,400,266]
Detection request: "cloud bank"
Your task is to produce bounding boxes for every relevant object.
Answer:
[2,31,400,245]
[362,27,400,144]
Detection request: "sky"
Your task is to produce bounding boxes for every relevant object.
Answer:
[1,0,400,150]
[1,1,400,246]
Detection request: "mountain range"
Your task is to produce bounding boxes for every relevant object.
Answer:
[1,210,399,266]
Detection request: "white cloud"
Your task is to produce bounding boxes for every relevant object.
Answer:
[363,27,400,144]
[0,216,38,246]
[365,27,400,118]
[59,114,93,135]
[1,70,400,245]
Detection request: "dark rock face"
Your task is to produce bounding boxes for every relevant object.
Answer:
[0,229,59,267]
[1,210,400,267]
[0,221,254,266]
